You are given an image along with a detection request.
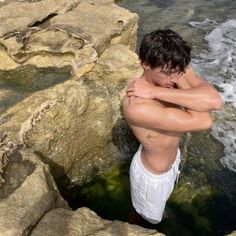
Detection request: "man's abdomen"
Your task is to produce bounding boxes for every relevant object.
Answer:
[130,125,182,174]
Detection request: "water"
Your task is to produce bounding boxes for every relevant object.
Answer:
[117,0,236,173]
[190,19,236,172]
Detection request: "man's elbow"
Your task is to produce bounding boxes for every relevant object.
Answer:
[198,115,213,131]
[193,116,213,131]
[207,88,222,110]
[211,94,222,110]
[203,117,213,130]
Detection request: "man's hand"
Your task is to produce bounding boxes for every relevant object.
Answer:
[126,78,155,99]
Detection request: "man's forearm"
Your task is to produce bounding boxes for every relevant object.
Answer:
[153,85,222,111]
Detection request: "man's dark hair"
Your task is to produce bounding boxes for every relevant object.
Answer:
[139,29,191,72]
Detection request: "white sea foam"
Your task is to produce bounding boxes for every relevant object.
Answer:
[189,18,218,29]
[190,19,236,172]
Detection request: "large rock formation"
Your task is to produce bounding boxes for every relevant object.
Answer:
[0,142,163,236]
[0,0,138,76]
[0,0,140,189]
[0,44,141,190]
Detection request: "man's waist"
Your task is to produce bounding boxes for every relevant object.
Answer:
[139,145,180,174]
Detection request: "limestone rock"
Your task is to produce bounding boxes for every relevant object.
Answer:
[0,0,78,37]
[226,232,236,236]
[0,1,152,235]
[0,148,68,236]
[0,0,138,78]
[0,44,140,189]
[51,2,138,53]
[31,207,164,236]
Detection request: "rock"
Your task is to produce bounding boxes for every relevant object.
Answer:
[0,0,138,78]
[0,148,68,236]
[30,207,164,236]
[226,232,236,236]
[51,2,138,53]
[0,0,77,37]
[0,44,141,189]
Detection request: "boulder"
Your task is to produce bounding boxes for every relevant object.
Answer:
[0,147,68,236]
[0,44,141,189]
[30,207,164,236]
[0,0,138,77]
[0,0,140,189]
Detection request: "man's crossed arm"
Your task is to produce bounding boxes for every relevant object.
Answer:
[124,77,213,133]
[126,67,222,112]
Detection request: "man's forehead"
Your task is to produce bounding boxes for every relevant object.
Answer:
[161,64,180,72]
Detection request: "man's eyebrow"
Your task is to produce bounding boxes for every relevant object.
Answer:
[162,69,177,73]
[163,69,181,73]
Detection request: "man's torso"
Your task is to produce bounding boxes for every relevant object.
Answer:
[123,95,183,174]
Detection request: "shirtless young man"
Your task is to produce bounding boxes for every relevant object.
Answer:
[122,29,222,224]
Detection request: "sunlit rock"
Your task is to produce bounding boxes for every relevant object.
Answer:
[0,147,68,236]
[30,207,164,236]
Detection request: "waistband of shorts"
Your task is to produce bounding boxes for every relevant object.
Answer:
[134,144,181,179]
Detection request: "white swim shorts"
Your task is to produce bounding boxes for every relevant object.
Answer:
[130,145,181,224]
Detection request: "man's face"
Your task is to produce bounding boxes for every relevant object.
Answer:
[148,65,183,88]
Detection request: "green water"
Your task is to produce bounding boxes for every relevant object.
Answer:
[68,162,133,221]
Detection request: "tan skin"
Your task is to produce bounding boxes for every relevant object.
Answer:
[122,64,218,174]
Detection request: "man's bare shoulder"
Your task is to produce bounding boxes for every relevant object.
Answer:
[122,95,164,121]
[122,95,162,110]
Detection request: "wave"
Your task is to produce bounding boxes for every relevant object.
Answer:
[190,19,236,172]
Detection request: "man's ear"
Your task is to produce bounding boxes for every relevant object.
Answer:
[141,62,150,70]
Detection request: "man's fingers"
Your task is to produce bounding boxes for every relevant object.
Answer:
[126,91,135,96]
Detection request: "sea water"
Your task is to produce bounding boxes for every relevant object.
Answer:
[190,19,236,172]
